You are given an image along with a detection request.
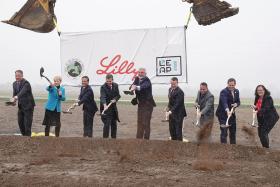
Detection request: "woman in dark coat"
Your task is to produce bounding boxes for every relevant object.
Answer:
[254,85,279,148]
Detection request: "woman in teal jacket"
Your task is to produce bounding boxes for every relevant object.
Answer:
[42,76,66,137]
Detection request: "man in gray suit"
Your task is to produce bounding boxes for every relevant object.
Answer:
[195,82,214,126]
[11,70,35,136]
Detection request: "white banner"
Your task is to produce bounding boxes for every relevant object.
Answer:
[60,26,187,86]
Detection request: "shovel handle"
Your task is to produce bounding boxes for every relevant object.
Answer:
[225,107,236,127]
[42,75,52,85]
[102,102,113,115]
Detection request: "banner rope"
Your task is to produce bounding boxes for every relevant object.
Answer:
[53,18,61,36]
[184,7,193,30]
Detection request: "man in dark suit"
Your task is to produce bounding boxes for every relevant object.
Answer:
[77,76,98,137]
[12,70,35,136]
[216,78,240,144]
[100,74,121,139]
[130,68,156,140]
[195,82,214,126]
[166,77,187,141]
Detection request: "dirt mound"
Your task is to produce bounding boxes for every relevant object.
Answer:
[192,159,224,171]
[1,136,280,186]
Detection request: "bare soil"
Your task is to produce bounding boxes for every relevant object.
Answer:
[0,101,280,186]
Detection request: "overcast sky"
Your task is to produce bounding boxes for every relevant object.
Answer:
[0,0,279,98]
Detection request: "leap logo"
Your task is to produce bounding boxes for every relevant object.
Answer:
[156,56,182,76]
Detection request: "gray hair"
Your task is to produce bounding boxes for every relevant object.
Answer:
[138,67,146,72]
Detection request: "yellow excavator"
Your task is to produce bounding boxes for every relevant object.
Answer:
[1,0,239,33]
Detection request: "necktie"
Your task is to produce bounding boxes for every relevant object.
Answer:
[169,89,174,98]
[16,81,20,93]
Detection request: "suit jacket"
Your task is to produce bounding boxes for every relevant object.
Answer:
[216,87,240,120]
[254,95,279,128]
[168,87,187,119]
[195,91,214,122]
[44,86,66,112]
[78,86,98,113]
[13,79,35,110]
[100,82,121,121]
[133,76,156,106]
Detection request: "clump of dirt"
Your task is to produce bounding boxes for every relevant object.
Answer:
[57,153,79,157]
[29,157,54,166]
[119,154,129,163]
[196,120,213,144]
[194,120,224,171]
[242,126,255,137]
[242,125,257,145]
[192,159,224,171]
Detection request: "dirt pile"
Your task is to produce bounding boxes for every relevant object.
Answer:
[192,160,224,171]
[0,136,280,186]
[1,102,280,186]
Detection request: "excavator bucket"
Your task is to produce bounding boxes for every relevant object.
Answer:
[183,0,239,26]
[2,0,57,33]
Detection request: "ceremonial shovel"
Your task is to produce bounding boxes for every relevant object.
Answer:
[5,101,16,106]
[193,105,201,127]
[123,90,134,95]
[220,106,236,128]
[250,106,258,127]
[96,101,114,117]
[102,101,114,115]
[40,67,52,84]
[161,107,170,122]
[62,103,77,114]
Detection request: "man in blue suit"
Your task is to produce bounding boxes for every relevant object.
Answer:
[77,76,98,137]
[216,78,240,144]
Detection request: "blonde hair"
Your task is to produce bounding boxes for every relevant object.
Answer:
[53,76,62,82]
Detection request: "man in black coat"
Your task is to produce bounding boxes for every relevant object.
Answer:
[130,68,156,140]
[100,74,121,139]
[166,77,187,141]
[12,70,35,136]
[77,76,98,137]
[216,78,240,144]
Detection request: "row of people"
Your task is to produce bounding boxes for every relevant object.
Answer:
[174,77,279,148]
[10,69,279,148]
